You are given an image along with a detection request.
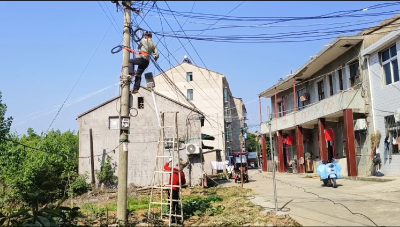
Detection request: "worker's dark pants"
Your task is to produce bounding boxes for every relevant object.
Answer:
[167,189,180,221]
[128,58,149,90]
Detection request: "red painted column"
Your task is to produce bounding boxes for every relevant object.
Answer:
[277,130,286,172]
[259,97,268,172]
[296,126,305,173]
[343,109,358,177]
[318,118,328,162]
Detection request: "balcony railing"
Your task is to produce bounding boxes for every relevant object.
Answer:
[261,89,365,134]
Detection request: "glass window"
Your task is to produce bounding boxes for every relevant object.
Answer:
[338,69,344,91]
[138,97,144,109]
[297,88,306,110]
[349,61,359,87]
[317,80,324,101]
[224,87,228,102]
[187,89,193,100]
[390,45,397,57]
[329,74,334,96]
[393,59,399,82]
[384,63,393,85]
[382,44,399,85]
[382,49,390,62]
[186,72,193,81]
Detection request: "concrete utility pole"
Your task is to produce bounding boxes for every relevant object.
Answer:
[117,1,131,224]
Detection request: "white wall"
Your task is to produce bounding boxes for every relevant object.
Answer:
[153,62,237,172]
[368,39,400,175]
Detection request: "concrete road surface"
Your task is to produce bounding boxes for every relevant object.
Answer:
[223,169,400,226]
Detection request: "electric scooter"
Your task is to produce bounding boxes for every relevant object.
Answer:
[317,158,342,188]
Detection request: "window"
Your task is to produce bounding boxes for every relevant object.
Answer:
[297,88,306,110]
[328,74,334,96]
[138,97,144,109]
[338,69,344,91]
[277,100,285,117]
[349,61,360,87]
[381,44,399,85]
[384,115,400,156]
[187,89,193,100]
[187,72,193,81]
[317,80,324,101]
[109,117,119,130]
[223,87,229,102]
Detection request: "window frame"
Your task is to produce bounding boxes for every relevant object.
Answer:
[328,74,334,96]
[317,80,325,101]
[338,69,344,91]
[138,97,144,109]
[187,89,193,100]
[297,88,306,110]
[186,72,193,82]
[108,116,120,130]
[381,44,399,86]
[349,60,360,87]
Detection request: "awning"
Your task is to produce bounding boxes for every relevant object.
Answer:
[259,35,363,98]
[201,133,215,140]
[202,142,214,150]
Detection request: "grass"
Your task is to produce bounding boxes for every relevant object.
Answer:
[81,196,154,214]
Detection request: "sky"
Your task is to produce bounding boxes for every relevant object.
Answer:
[1,1,398,136]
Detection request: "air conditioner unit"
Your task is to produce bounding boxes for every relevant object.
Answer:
[186,144,201,155]
[354,118,367,131]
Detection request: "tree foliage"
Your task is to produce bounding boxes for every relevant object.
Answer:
[0,91,12,140]
[0,129,80,205]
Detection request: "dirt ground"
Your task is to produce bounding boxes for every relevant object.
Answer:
[67,183,301,226]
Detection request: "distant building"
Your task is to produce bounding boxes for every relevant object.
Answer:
[153,59,244,173]
[76,86,204,187]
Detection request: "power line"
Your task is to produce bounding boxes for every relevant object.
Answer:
[160,2,225,98]
[97,1,122,36]
[45,23,112,133]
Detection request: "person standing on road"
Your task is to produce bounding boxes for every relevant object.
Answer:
[164,158,187,223]
[128,31,159,94]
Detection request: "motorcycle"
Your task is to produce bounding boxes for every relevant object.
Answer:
[317,158,342,188]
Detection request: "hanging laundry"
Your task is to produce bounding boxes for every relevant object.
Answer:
[286,135,295,145]
[325,129,334,141]
[210,161,227,170]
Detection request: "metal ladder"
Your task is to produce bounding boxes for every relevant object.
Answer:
[148,111,184,226]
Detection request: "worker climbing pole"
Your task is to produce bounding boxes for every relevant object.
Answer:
[110,1,160,225]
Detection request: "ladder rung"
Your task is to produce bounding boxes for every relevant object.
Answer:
[166,199,182,202]
[151,202,170,205]
[154,170,181,173]
[156,156,173,158]
[152,186,181,189]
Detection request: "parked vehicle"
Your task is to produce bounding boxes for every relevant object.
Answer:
[233,152,249,183]
[317,158,342,188]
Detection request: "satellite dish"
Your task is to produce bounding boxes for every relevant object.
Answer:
[184,55,188,59]
[395,108,400,123]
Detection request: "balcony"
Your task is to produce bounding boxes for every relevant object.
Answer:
[261,89,365,134]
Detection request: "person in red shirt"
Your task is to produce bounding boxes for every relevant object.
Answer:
[164,158,187,223]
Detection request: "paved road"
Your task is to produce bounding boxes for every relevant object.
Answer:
[222,169,400,226]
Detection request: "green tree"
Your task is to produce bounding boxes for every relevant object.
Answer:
[0,129,80,205]
[0,91,12,140]
[247,133,271,159]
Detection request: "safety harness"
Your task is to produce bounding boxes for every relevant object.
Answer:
[111,45,149,57]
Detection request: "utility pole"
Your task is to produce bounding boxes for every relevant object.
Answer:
[117,1,131,225]
[267,106,278,213]
[89,128,95,190]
